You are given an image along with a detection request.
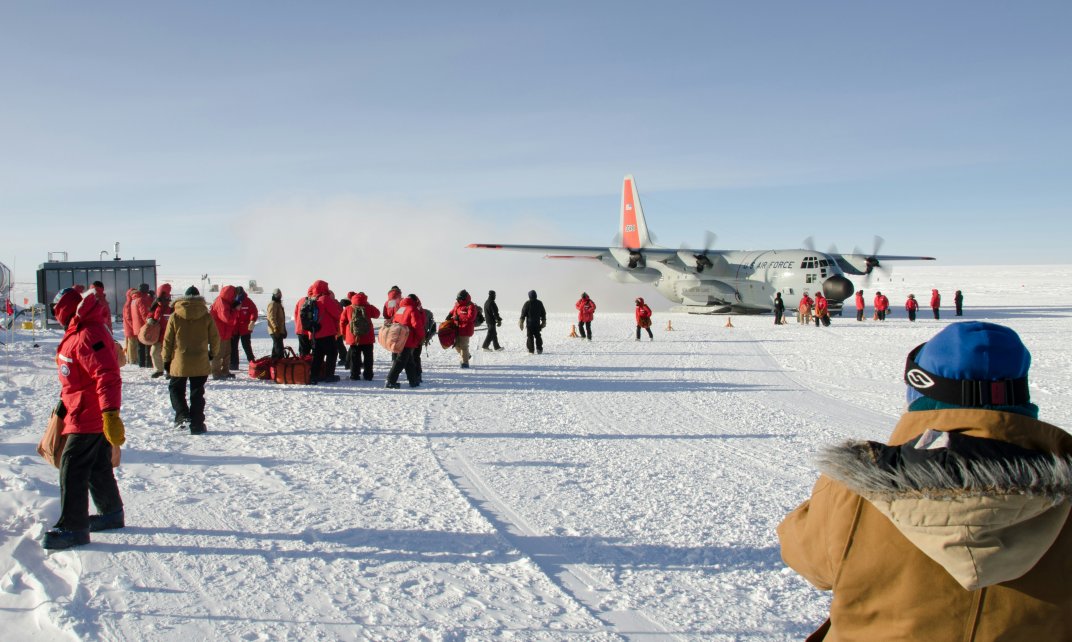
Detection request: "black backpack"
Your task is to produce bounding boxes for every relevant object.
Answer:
[349,305,371,338]
[300,296,320,333]
[474,305,485,327]
[424,310,436,340]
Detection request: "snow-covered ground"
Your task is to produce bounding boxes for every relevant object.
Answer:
[1,265,1070,641]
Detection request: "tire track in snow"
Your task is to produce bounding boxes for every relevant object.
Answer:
[423,392,676,641]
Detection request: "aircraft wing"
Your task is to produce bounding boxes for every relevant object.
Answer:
[833,253,936,275]
[467,243,609,260]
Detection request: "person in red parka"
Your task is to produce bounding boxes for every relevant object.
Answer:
[230,286,258,369]
[130,283,153,368]
[874,291,889,321]
[635,297,654,341]
[294,288,312,358]
[44,287,126,549]
[930,288,941,320]
[576,292,596,341]
[339,291,381,381]
[307,280,343,384]
[905,293,919,322]
[382,285,402,322]
[385,294,426,389]
[855,290,865,322]
[90,280,113,334]
[121,287,137,364]
[447,289,478,368]
[148,284,174,378]
[799,292,814,325]
[209,285,239,379]
[814,292,830,327]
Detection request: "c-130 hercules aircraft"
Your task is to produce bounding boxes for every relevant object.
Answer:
[469,175,935,314]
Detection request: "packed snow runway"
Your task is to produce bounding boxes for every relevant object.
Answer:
[2,266,1071,640]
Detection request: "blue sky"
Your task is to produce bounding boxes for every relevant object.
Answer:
[2,2,1069,301]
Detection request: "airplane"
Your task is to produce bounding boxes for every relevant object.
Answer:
[468,175,935,314]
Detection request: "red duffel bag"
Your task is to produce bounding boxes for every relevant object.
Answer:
[271,347,311,385]
[249,355,273,380]
[437,319,457,349]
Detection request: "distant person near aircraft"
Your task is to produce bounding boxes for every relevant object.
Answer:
[931,289,941,320]
[773,292,785,325]
[482,290,503,351]
[635,297,654,341]
[954,290,964,316]
[855,290,865,322]
[874,291,889,321]
[576,292,596,341]
[905,294,918,321]
[520,290,546,354]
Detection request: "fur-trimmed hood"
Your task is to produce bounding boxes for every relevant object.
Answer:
[818,413,1072,590]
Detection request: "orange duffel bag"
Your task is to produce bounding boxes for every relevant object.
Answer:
[377,322,410,354]
[271,347,311,385]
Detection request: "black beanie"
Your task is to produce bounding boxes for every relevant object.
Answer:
[185,286,200,296]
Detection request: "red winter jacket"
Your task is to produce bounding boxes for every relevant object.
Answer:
[92,286,113,334]
[449,294,478,337]
[393,297,427,349]
[635,299,652,324]
[930,289,941,309]
[121,289,137,338]
[210,285,239,341]
[815,295,828,316]
[905,297,919,312]
[873,294,889,312]
[149,284,173,334]
[234,297,258,336]
[855,291,865,311]
[130,290,152,336]
[340,293,381,345]
[307,280,343,340]
[55,296,121,435]
[576,296,596,322]
[383,289,402,321]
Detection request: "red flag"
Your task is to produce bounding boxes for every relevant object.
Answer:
[4,299,12,315]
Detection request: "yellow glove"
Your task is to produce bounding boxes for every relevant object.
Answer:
[102,410,126,447]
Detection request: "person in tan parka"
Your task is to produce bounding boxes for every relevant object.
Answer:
[779,321,1072,641]
[162,286,221,435]
[266,288,287,360]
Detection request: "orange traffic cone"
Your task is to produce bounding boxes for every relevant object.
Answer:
[569,324,578,338]
[665,319,674,331]
[725,316,734,328]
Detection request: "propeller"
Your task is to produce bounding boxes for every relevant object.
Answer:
[688,230,717,273]
[854,235,889,285]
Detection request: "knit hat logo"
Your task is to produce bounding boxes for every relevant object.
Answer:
[905,369,935,389]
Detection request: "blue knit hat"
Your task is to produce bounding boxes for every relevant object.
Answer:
[906,322,1031,406]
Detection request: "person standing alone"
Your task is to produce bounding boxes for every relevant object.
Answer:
[773,292,785,325]
[481,290,503,351]
[635,297,654,340]
[931,288,941,320]
[575,292,596,341]
[163,286,220,434]
[520,290,546,354]
[905,293,919,321]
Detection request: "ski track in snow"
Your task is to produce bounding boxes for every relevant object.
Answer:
[2,265,1071,640]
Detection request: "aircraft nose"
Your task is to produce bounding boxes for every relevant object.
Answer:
[823,274,854,302]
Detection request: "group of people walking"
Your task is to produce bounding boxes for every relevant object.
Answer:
[855,288,964,322]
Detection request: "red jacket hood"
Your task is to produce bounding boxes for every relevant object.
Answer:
[310,280,330,298]
[68,293,109,331]
[157,283,172,298]
[352,292,368,306]
[217,285,236,304]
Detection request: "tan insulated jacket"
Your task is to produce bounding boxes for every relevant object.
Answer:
[779,409,1072,641]
[266,299,286,338]
[162,296,221,378]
